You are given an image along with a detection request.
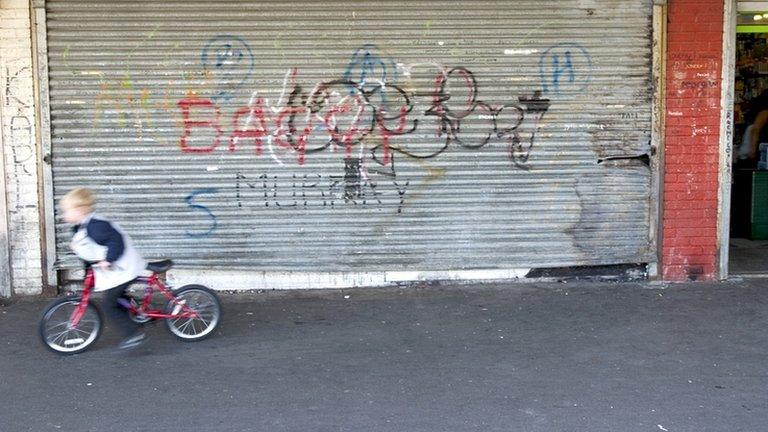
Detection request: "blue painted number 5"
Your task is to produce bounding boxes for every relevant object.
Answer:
[186,188,218,238]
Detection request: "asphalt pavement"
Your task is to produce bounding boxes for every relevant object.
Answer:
[1,278,767,432]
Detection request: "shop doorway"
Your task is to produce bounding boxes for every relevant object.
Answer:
[729,6,768,275]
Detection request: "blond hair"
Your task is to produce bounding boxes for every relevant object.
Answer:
[61,187,96,211]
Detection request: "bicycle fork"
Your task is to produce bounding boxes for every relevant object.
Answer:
[69,272,95,329]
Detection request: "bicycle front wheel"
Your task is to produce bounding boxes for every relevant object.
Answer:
[39,297,103,354]
[164,285,221,341]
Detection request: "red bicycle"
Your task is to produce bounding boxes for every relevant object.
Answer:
[39,260,222,354]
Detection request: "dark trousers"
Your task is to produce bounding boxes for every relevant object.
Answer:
[101,280,139,338]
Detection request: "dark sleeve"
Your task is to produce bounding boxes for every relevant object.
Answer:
[86,219,125,263]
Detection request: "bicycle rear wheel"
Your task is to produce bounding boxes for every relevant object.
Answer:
[164,285,221,341]
[39,297,103,354]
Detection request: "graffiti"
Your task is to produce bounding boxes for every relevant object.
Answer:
[4,66,31,108]
[201,35,255,100]
[343,44,398,96]
[669,57,720,102]
[83,39,577,239]
[3,64,36,214]
[668,52,719,62]
[235,162,409,213]
[9,116,34,169]
[87,38,554,176]
[177,67,550,171]
[8,115,34,209]
[680,80,718,91]
[185,188,218,238]
[619,112,640,120]
[178,96,224,153]
[93,76,181,145]
[539,43,592,95]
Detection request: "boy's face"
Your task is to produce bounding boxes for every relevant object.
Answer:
[61,203,90,224]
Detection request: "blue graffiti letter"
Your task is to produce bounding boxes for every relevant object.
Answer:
[185,188,218,238]
[539,43,592,96]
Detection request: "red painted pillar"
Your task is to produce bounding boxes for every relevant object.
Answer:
[662,0,724,281]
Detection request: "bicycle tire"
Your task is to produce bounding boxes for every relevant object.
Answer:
[164,285,221,341]
[39,297,103,355]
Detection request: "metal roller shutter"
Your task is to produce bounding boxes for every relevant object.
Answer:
[46,0,656,274]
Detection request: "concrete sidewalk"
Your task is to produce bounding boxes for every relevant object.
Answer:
[1,279,767,432]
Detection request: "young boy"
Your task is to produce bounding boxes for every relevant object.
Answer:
[60,188,147,350]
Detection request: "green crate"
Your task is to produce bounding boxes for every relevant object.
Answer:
[751,171,768,239]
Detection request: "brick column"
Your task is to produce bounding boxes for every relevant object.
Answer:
[0,0,43,295]
[662,0,724,281]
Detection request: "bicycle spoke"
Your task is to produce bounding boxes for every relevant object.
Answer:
[48,329,68,343]
[70,327,93,337]
[171,316,186,330]
[196,315,210,328]
[186,319,197,335]
[50,329,71,346]
[178,318,194,334]
[46,321,70,332]
[52,331,68,346]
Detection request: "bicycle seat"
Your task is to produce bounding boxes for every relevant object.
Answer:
[146,259,174,273]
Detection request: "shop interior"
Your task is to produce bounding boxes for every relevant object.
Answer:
[730,11,768,275]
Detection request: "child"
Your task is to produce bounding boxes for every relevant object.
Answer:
[60,188,147,350]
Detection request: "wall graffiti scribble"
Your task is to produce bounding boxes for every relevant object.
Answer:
[177,68,550,170]
[343,43,398,95]
[201,35,255,101]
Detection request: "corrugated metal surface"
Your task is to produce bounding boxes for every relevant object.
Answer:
[46,0,655,272]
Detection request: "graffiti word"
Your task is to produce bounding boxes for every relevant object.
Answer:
[691,127,710,137]
[563,123,605,131]
[619,112,640,120]
[539,43,592,95]
[4,65,36,214]
[236,161,409,213]
[177,67,550,171]
[680,80,718,90]
[669,53,719,62]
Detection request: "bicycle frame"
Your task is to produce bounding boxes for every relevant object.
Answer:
[69,269,200,327]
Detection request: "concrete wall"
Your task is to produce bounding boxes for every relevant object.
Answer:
[662,0,725,281]
[0,0,43,295]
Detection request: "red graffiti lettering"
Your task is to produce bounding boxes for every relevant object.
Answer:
[274,106,313,165]
[377,105,410,165]
[321,95,369,158]
[228,99,267,154]
[178,97,222,153]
